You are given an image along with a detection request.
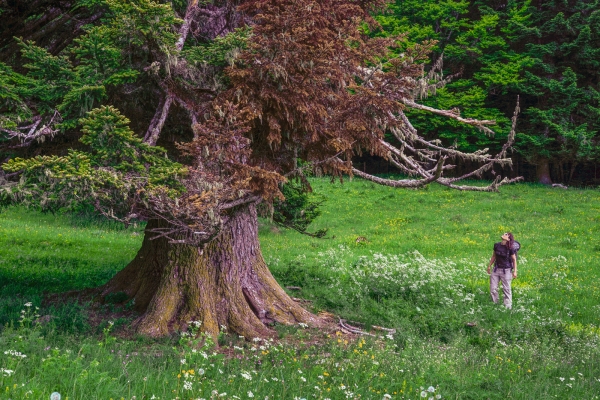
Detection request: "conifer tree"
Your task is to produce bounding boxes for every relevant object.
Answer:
[1,0,519,338]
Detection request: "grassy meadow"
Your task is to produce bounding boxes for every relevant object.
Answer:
[1,178,600,399]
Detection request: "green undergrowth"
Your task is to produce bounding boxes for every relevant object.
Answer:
[1,178,600,399]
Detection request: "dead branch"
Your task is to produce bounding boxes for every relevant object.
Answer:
[401,98,496,136]
[142,0,200,145]
[350,156,445,188]
[1,111,61,148]
[143,94,174,145]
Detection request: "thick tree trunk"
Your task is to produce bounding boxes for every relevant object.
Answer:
[536,158,553,185]
[100,203,322,338]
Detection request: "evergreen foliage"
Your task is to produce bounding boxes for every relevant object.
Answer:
[515,0,600,182]
[2,106,185,221]
[377,0,600,183]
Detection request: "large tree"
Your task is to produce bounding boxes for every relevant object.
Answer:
[1,0,520,339]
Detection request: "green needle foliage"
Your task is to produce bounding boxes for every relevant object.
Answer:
[515,1,600,180]
[1,106,185,219]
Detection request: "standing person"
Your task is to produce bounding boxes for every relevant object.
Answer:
[487,232,518,309]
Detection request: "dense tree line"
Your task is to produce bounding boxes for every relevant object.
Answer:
[378,0,600,184]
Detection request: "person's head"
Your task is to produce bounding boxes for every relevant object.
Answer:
[502,232,515,247]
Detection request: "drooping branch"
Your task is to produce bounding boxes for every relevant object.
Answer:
[345,96,522,192]
[351,155,445,188]
[437,175,524,192]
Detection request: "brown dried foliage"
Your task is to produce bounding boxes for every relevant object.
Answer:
[199,0,430,192]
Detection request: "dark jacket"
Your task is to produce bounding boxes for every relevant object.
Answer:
[494,242,515,270]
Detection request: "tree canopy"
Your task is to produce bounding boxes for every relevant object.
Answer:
[1,0,520,242]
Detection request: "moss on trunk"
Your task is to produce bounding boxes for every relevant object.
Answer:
[100,203,322,339]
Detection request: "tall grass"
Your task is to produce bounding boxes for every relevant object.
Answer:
[1,179,599,399]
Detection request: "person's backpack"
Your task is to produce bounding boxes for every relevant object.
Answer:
[511,241,521,267]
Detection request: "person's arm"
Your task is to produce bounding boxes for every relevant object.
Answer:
[487,253,496,275]
[511,254,517,278]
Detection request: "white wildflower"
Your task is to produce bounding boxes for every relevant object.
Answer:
[197,368,205,375]
[1,368,14,377]
[4,350,26,358]
[183,381,193,390]
[180,358,186,365]
[421,391,428,398]
[247,391,254,398]
[428,386,435,393]
[241,372,252,380]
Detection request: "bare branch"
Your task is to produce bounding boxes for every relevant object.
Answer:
[143,94,174,145]
[351,164,440,188]
[1,111,61,148]
[176,0,200,51]
[402,98,497,136]
[143,0,200,145]
[220,195,261,210]
[438,175,524,192]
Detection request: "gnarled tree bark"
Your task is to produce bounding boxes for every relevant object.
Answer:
[100,203,321,339]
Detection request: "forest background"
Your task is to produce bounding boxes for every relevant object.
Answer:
[374,0,600,185]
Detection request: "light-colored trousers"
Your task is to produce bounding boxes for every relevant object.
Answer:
[490,268,513,309]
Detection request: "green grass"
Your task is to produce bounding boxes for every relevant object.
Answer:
[1,178,600,399]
